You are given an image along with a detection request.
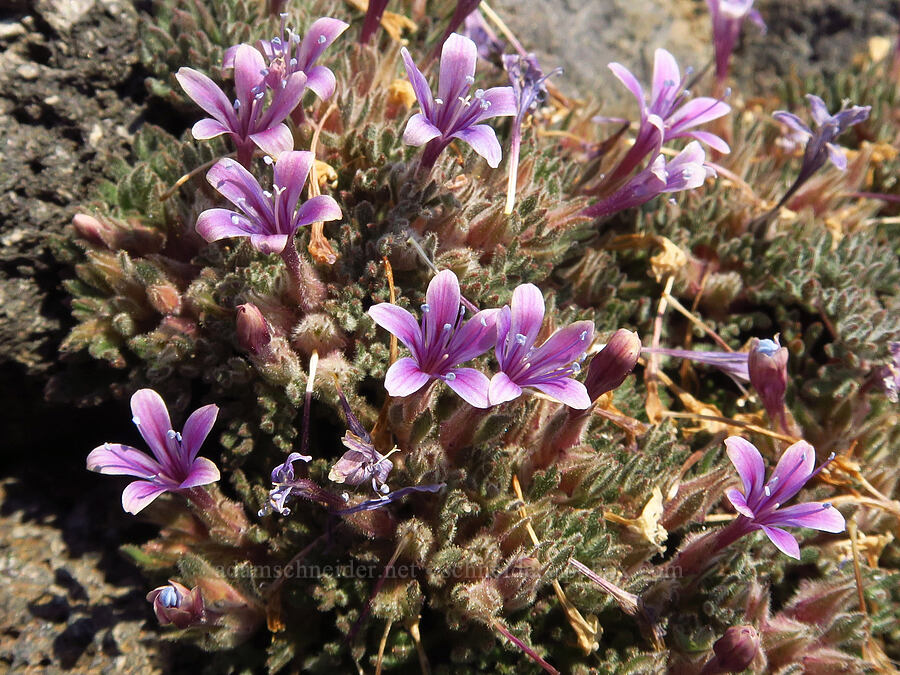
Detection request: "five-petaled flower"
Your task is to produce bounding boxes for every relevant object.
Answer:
[368,269,499,408]
[584,141,713,218]
[489,283,594,408]
[706,0,766,85]
[196,151,342,255]
[401,33,516,170]
[724,436,844,559]
[176,43,307,167]
[224,15,349,102]
[87,389,220,515]
[773,94,870,198]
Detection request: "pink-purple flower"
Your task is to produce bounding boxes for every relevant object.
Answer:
[175,44,307,167]
[584,141,713,219]
[224,15,349,101]
[489,283,594,408]
[196,151,342,255]
[593,48,730,197]
[368,270,499,408]
[773,95,871,205]
[707,0,766,85]
[724,437,844,559]
[86,389,220,515]
[610,48,731,148]
[401,33,516,170]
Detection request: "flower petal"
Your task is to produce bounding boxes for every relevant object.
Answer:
[293,194,343,229]
[368,303,422,356]
[667,97,731,134]
[672,129,731,154]
[249,233,290,254]
[447,308,499,364]
[768,440,816,504]
[87,443,163,479]
[760,524,801,559]
[528,320,594,378]
[178,457,221,489]
[650,48,681,115]
[450,124,502,167]
[726,488,756,518]
[608,62,645,111]
[273,150,314,226]
[206,158,274,223]
[131,389,180,474]
[233,43,267,107]
[296,17,349,70]
[196,208,259,242]
[401,47,434,117]
[122,480,170,515]
[532,378,591,409]
[724,436,766,503]
[443,367,491,408]
[476,86,517,120]
[384,357,431,397]
[772,111,812,138]
[257,71,307,130]
[182,404,218,463]
[192,118,230,140]
[825,142,847,171]
[403,113,442,146]
[806,94,830,127]
[175,67,237,129]
[509,284,545,346]
[424,270,462,350]
[304,64,336,100]
[438,33,477,106]
[765,502,845,533]
[488,371,523,405]
[250,124,295,158]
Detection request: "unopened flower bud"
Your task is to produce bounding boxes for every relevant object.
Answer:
[146,581,205,629]
[701,625,761,674]
[495,557,542,612]
[146,283,182,315]
[72,213,109,246]
[748,336,789,428]
[236,303,272,355]
[584,329,641,401]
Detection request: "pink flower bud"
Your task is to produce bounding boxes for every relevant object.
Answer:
[146,283,182,315]
[236,303,272,355]
[146,581,205,629]
[748,336,789,429]
[701,625,761,674]
[72,213,109,246]
[584,329,641,401]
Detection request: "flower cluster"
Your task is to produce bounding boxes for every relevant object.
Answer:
[584,48,730,219]
[74,3,883,670]
[369,270,595,409]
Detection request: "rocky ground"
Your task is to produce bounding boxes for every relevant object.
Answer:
[0,0,896,672]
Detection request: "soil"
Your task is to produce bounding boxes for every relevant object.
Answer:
[0,0,896,672]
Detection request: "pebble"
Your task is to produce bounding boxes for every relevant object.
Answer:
[17,63,40,81]
[0,20,26,40]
